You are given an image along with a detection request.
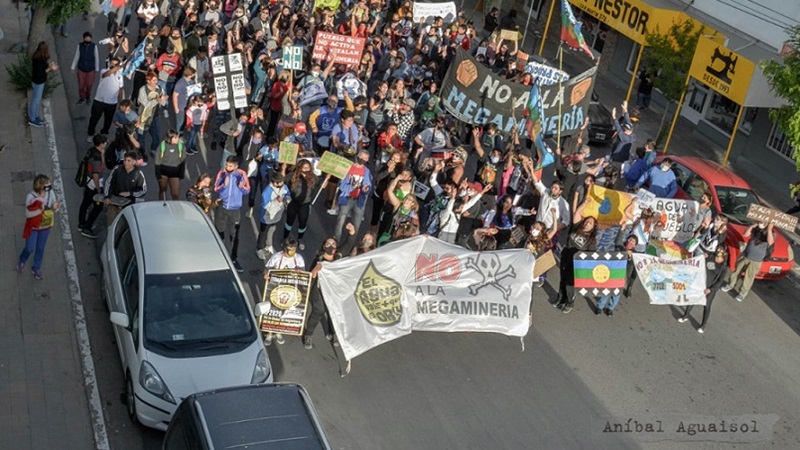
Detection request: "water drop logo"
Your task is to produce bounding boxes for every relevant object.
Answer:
[354,262,403,326]
[599,197,612,215]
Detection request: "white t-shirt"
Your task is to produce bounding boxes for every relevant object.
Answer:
[94,68,124,104]
[265,252,306,270]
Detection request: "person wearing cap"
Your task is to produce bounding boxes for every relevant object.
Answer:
[71,32,100,105]
[609,100,637,164]
[634,157,677,198]
[256,171,292,260]
[284,122,312,155]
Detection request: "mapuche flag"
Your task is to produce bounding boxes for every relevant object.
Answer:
[561,0,596,60]
[525,83,554,169]
[573,251,627,295]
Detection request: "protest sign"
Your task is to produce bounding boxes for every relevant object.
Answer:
[336,72,368,99]
[746,204,798,232]
[278,142,299,165]
[582,185,634,226]
[650,197,700,242]
[212,54,247,111]
[317,151,353,178]
[258,270,312,336]
[635,188,656,209]
[282,45,304,71]
[646,240,690,260]
[533,250,556,278]
[412,1,457,23]
[311,32,365,67]
[499,29,520,41]
[524,60,571,86]
[413,180,431,200]
[441,49,597,136]
[573,251,627,296]
[318,236,535,361]
[633,254,707,305]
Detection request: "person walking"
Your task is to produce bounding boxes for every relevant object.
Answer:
[256,172,291,260]
[86,57,125,143]
[334,149,373,241]
[214,155,250,272]
[284,159,327,250]
[303,236,342,350]
[77,135,108,239]
[17,175,61,279]
[104,151,147,223]
[70,32,100,105]
[263,238,306,346]
[28,42,59,127]
[154,130,187,200]
[677,247,729,333]
[186,173,219,217]
[721,222,774,302]
[555,203,599,314]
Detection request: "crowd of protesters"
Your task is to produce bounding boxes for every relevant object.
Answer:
[37,0,771,344]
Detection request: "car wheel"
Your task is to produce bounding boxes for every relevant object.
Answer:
[125,375,138,424]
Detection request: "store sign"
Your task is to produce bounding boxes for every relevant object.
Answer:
[688,37,755,105]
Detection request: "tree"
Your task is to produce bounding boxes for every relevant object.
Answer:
[27,0,90,56]
[641,20,703,143]
[763,25,800,171]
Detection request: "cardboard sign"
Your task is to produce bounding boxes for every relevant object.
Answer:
[317,151,353,179]
[413,180,431,199]
[258,270,312,336]
[533,250,556,278]
[278,142,299,165]
[746,204,798,232]
[311,32,366,67]
[635,188,656,209]
[499,29,519,41]
[412,1,457,23]
[211,54,247,111]
[282,45,304,71]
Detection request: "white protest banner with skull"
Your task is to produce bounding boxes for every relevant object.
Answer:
[318,236,534,361]
[632,254,707,306]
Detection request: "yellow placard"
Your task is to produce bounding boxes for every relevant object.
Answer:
[499,29,519,41]
[278,141,299,165]
[581,185,634,226]
[317,151,353,179]
[688,36,755,105]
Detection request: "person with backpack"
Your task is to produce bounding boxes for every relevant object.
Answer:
[77,135,108,239]
[154,130,187,200]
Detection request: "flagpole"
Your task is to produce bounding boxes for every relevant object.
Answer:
[522,1,534,50]
[538,0,558,56]
[626,44,644,104]
[557,45,563,147]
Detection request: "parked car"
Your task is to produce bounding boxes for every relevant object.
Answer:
[656,155,794,279]
[101,201,272,431]
[162,383,332,450]
[587,91,615,145]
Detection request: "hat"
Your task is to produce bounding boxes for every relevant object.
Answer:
[294,122,307,134]
[468,181,483,193]
[266,39,277,50]
[452,146,468,161]
[403,98,416,108]
[622,123,633,131]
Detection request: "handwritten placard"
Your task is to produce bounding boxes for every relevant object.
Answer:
[746,204,798,232]
[500,29,519,41]
[311,32,365,67]
[317,151,354,179]
[278,142,299,165]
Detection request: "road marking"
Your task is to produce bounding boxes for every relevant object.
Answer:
[43,99,111,450]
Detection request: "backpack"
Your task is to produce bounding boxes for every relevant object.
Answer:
[74,149,92,188]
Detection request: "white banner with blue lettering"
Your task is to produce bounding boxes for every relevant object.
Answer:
[318,236,534,361]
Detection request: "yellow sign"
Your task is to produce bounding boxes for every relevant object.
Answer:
[278,141,299,165]
[581,185,634,226]
[568,0,705,45]
[688,36,755,105]
[317,151,354,179]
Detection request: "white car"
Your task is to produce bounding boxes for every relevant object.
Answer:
[101,201,272,431]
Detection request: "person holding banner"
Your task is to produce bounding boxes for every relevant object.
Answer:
[263,238,307,346]
[721,222,774,302]
[677,247,729,333]
[284,160,327,249]
[303,236,345,350]
[596,235,638,316]
[555,207,599,314]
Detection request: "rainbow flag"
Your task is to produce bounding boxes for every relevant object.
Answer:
[525,83,554,169]
[646,240,691,260]
[573,252,627,295]
[561,0,595,60]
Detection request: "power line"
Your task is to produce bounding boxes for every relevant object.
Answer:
[740,0,800,27]
[723,0,798,28]
[708,0,793,30]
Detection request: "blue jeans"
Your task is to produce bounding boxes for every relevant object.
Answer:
[137,118,161,154]
[19,228,51,271]
[29,82,45,121]
[186,124,201,151]
[597,295,620,311]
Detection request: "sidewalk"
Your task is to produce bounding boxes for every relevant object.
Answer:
[0,1,100,449]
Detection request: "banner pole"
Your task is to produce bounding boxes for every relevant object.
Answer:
[626,44,644,104]
[720,105,744,167]
[557,45,563,146]
[522,0,534,50]
[538,0,558,56]
[662,74,691,154]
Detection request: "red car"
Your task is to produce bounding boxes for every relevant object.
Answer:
[655,155,794,280]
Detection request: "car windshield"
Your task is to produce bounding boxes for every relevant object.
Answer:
[144,270,255,355]
[716,186,760,225]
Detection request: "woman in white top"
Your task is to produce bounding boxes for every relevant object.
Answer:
[18,174,62,280]
[262,238,306,346]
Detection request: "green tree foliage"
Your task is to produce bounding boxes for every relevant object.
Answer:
[762,25,800,171]
[27,0,91,56]
[642,20,703,141]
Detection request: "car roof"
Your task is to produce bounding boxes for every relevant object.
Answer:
[190,384,330,449]
[127,201,230,275]
[663,155,752,189]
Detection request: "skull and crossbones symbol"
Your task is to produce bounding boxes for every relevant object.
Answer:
[465,254,516,300]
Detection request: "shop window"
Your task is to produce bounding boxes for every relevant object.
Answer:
[626,43,641,74]
[576,12,607,53]
[688,84,708,114]
[766,121,796,160]
[739,108,757,135]
[705,93,739,135]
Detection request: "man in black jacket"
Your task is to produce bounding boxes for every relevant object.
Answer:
[677,248,730,333]
[104,151,147,223]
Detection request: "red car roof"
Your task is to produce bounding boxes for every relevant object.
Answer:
[658,155,752,189]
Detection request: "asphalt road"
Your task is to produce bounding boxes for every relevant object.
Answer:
[48,16,800,450]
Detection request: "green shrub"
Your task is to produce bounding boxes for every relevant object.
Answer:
[6,54,61,98]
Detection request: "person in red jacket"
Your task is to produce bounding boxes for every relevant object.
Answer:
[155,44,183,96]
[266,70,291,138]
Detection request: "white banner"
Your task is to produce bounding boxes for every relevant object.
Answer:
[412,1,457,23]
[632,254,707,305]
[647,198,701,243]
[336,72,368,99]
[318,236,535,361]
[524,60,571,86]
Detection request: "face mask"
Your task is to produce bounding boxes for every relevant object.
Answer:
[530,229,540,237]
[252,138,262,145]
[44,185,53,192]
[286,249,297,257]
[467,189,476,196]
[661,165,670,172]
[311,70,320,77]
[458,189,467,198]
[490,156,500,164]
[358,158,369,165]
[328,101,337,109]
[758,223,766,229]
[324,246,336,255]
